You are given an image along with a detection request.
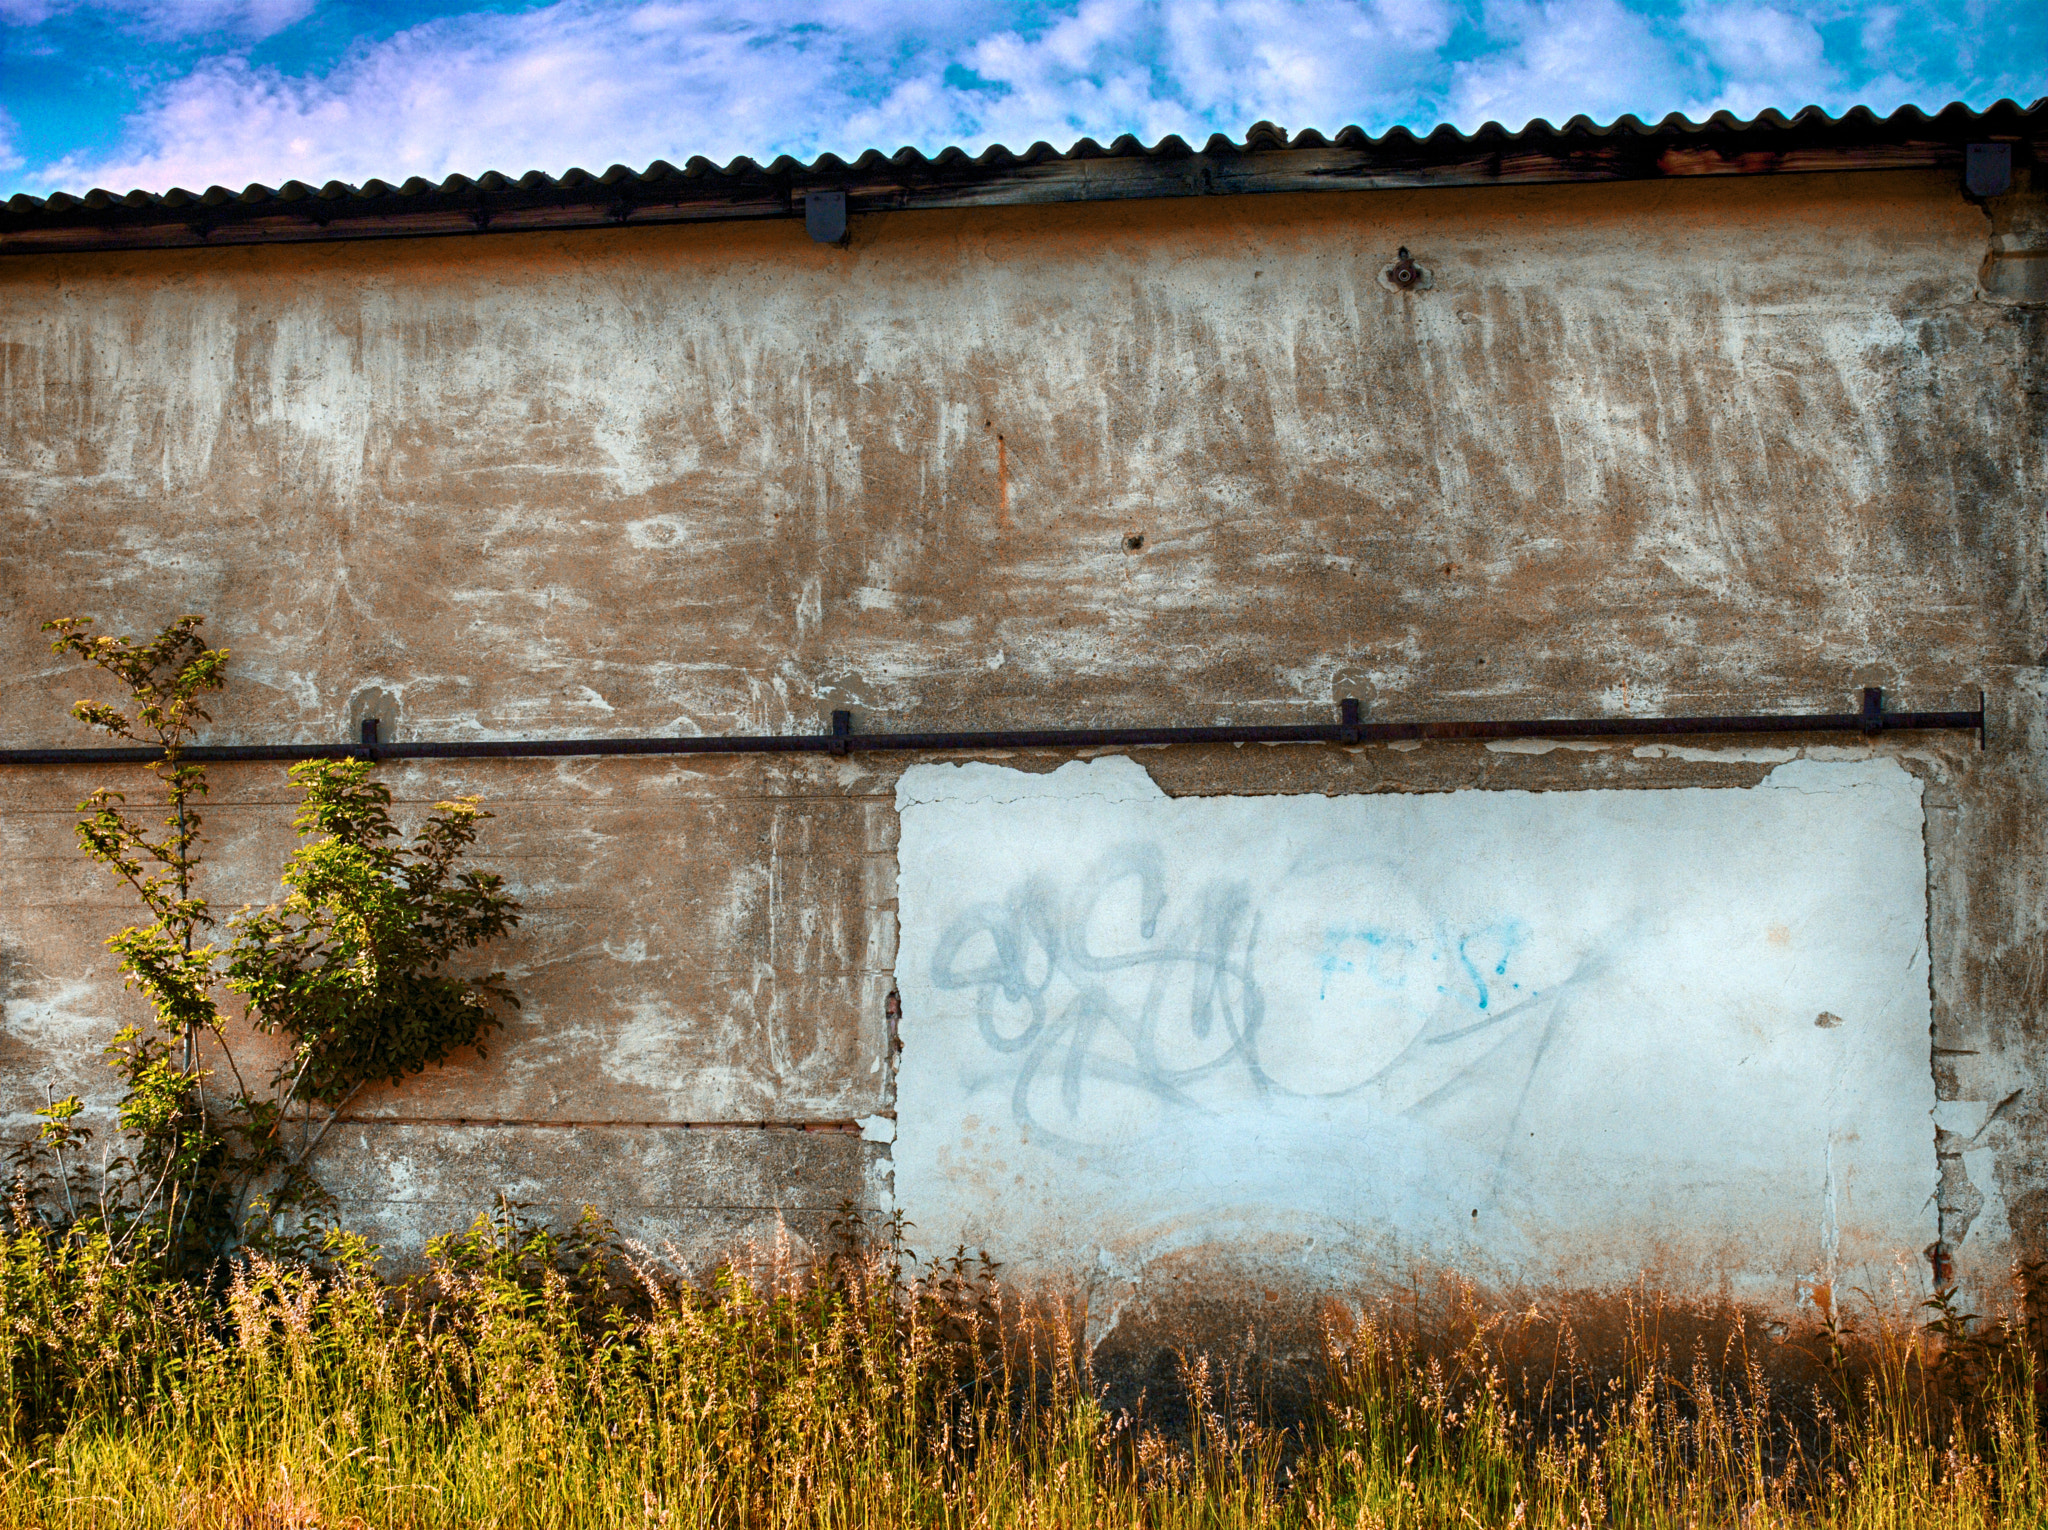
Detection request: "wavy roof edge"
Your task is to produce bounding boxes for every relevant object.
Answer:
[5,97,2043,256]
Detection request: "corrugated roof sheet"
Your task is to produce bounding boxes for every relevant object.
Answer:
[4,98,2042,256]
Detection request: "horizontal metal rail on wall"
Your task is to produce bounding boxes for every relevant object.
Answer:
[0,688,1985,766]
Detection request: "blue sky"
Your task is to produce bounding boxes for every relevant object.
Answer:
[3,0,2042,198]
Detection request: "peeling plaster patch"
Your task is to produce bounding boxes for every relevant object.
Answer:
[1761,759,1906,796]
[1963,1148,2010,1252]
[895,754,1164,811]
[1896,748,1955,785]
[625,516,693,550]
[2,976,109,1055]
[248,666,327,716]
[864,1149,897,1219]
[1634,745,1801,764]
[1935,1099,1998,1138]
[1484,739,1613,755]
[832,759,876,789]
[893,756,1935,1305]
[859,1114,896,1144]
[1939,1151,1989,1247]
[1593,683,1673,715]
[1084,1250,1144,1351]
[600,999,752,1112]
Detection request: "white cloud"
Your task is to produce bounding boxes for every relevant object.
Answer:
[1443,0,2040,134]
[141,0,316,37]
[1447,0,1696,129]
[12,0,2044,197]
[34,0,1458,195]
[2,0,312,38]
[945,0,1458,148]
[0,110,22,181]
[1679,3,1834,117]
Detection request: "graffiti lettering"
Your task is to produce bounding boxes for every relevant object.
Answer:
[930,843,1555,1147]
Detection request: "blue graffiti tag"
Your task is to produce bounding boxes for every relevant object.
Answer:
[1316,926,1424,999]
[1319,920,1527,1011]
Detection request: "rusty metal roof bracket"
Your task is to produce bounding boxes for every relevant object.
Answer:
[0,689,1987,766]
[1967,143,2013,197]
[805,189,847,244]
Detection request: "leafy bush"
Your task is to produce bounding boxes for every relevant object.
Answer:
[24,615,521,1266]
[227,758,520,1108]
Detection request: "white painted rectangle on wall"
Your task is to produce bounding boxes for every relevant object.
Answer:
[892,757,1935,1306]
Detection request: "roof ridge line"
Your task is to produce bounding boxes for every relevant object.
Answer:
[5,98,2040,254]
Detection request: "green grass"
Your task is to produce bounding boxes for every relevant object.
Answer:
[0,1207,2041,1529]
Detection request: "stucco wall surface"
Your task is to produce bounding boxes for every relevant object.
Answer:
[0,166,2042,1319]
[894,755,1935,1307]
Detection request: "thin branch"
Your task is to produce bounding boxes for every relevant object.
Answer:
[290,1082,368,1170]
[118,1152,179,1254]
[41,1084,76,1226]
[270,1051,318,1142]
[207,1021,254,1103]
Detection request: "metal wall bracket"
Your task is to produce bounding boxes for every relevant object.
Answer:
[1967,143,2013,198]
[805,190,847,244]
[1383,246,1433,291]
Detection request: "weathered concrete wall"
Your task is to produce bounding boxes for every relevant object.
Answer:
[0,167,2042,1323]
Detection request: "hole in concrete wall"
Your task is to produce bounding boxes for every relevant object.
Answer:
[1124,533,1145,552]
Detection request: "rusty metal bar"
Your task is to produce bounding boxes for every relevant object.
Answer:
[0,687,1986,766]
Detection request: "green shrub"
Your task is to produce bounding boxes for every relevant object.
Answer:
[26,615,521,1267]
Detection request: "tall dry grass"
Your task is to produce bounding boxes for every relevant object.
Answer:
[0,1202,2040,1529]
